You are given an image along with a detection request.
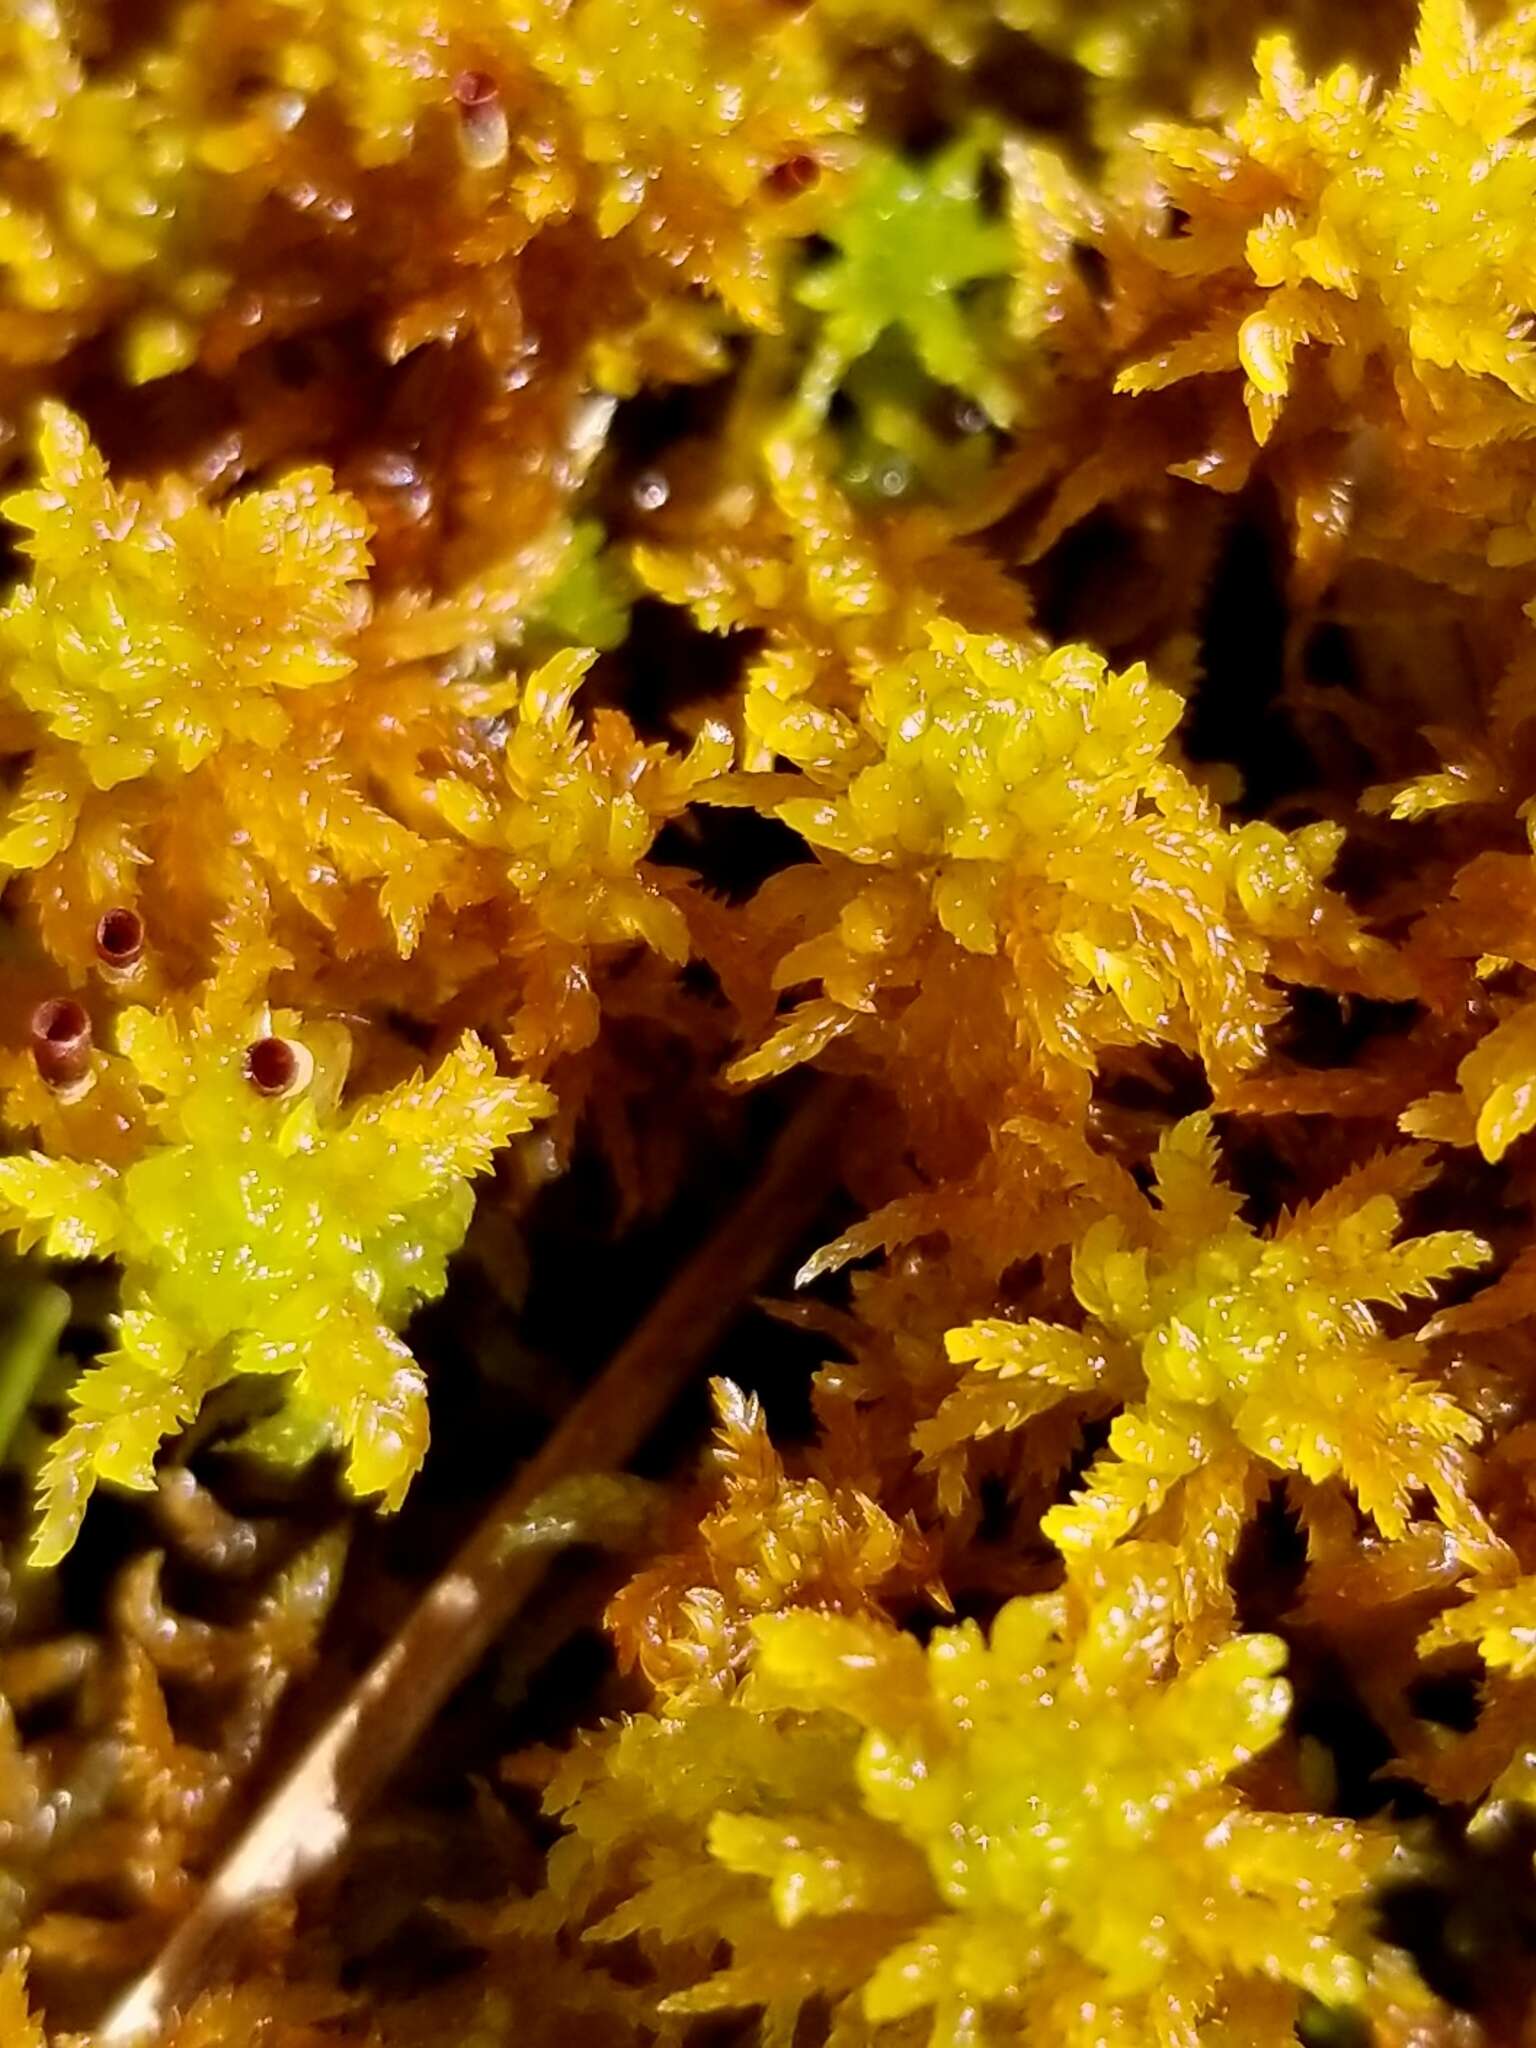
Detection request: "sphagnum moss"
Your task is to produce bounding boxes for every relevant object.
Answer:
[5,2,1536,2044]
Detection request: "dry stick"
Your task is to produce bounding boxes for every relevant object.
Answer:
[96,1082,848,2045]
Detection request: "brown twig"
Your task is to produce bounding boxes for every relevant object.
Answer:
[94,1082,848,2044]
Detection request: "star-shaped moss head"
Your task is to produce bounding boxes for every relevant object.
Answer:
[0,965,551,1562]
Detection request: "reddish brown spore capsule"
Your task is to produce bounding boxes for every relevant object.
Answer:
[452,69,508,168]
[453,69,498,109]
[95,907,144,969]
[765,154,820,199]
[31,998,93,1090]
[245,1036,300,1097]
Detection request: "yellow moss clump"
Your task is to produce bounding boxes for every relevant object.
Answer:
[0,948,550,1563]
[731,618,1384,1111]
[435,647,732,1059]
[0,0,223,373]
[927,1115,1496,1638]
[0,403,454,966]
[539,1545,1385,2048]
[1121,1,1536,442]
[0,404,366,799]
[606,1378,938,1702]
